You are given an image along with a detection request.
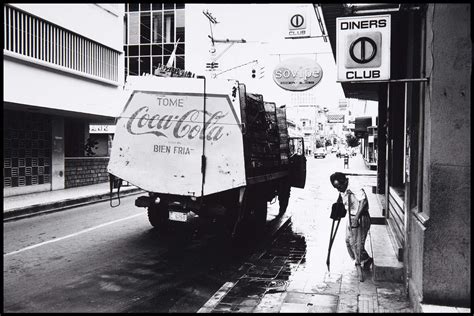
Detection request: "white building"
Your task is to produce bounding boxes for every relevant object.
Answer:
[4,4,125,196]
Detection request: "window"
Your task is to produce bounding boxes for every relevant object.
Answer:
[152,12,163,43]
[140,12,150,44]
[128,12,139,45]
[129,45,139,56]
[176,43,184,55]
[163,43,175,55]
[140,44,151,55]
[140,56,151,75]
[152,44,162,55]
[123,14,128,45]
[164,11,175,43]
[176,55,184,70]
[128,3,139,12]
[140,3,150,11]
[175,9,185,42]
[129,57,139,75]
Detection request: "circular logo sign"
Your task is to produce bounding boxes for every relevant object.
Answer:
[349,37,377,64]
[290,14,304,28]
[273,58,323,92]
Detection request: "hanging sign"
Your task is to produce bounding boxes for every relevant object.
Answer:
[336,15,391,82]
[273,58,323,91]
[89,124,116,134]
[286,6,311,38]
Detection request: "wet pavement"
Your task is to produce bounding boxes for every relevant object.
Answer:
[199,154,414,313]
[199,221,412,313]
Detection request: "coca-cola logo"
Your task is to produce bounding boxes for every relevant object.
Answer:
[126,106,228,141]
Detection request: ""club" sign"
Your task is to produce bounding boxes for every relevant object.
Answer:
[336,15,391,82]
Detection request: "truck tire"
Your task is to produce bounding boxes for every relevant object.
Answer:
[147,204,169,231]
[244,192,267,238]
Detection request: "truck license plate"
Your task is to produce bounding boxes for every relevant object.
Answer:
[169,211,187,222]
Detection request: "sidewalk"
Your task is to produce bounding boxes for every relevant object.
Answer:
[3,182,143,221]
[199,154,412,313]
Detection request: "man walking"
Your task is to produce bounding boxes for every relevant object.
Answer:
[330,172,373,281]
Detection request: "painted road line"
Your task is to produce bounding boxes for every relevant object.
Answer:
[4,214,143,257]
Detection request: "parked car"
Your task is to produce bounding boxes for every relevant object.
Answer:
[336,148,349,158]
[314,147,326,159]
[331,147,337,153]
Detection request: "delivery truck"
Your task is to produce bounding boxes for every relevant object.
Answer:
[108,75,306,241]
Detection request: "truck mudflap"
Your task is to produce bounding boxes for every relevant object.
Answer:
[109,174,122,207]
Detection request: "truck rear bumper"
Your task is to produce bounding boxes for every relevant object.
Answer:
[135,195,158,208]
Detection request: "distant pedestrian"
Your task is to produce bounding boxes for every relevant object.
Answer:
[330,172,373,281]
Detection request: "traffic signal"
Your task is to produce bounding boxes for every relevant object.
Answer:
[251,69,256,78]
[206,62,219,69]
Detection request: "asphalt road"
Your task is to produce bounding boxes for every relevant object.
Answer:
[3,185,287,313]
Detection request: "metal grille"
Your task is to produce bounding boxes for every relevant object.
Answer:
[3,4,120,82]
[3,110,51,188]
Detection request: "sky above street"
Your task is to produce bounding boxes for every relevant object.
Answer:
[185,4,351,112]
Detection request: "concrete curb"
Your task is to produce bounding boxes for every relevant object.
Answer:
[3,188,144,222]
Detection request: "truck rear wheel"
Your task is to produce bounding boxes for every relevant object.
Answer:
[147,203,169,231]
[241,192,267,239]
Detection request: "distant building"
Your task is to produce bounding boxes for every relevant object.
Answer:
[123,3,185,77]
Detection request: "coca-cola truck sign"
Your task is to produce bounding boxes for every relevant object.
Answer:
[126,105,228,141]
[108,77,246,196]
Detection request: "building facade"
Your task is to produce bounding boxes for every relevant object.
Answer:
[321,3,471,310]
[4,3,125,196]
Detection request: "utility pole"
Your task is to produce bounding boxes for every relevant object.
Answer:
[203,10,249,78]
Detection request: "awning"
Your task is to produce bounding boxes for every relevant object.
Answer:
[355,116,372,138]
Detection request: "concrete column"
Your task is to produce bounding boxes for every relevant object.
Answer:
[51,117,65,190]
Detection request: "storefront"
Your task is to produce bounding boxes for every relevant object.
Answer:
[321,3,471,309]
[64,120,115,188]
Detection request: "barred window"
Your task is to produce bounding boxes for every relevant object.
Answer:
[4,4,120,82]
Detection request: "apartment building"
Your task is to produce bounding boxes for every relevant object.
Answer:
[3,3,125,196]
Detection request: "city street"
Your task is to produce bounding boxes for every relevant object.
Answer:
[3,151,385,313]
[4,4,470,312]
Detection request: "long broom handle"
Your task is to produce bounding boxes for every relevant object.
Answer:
[326,219,341,270]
